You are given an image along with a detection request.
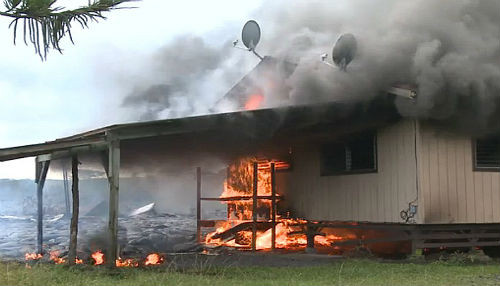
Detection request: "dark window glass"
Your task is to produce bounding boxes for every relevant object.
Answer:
[321,132,377,175]
[475,136,500,170]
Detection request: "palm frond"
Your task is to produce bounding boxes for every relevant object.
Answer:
[1,0,138,60]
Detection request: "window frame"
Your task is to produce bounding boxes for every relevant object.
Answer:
[320,132,378,176]
[472,137,500,172]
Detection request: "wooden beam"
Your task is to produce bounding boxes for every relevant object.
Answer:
[0,137,105,162]
[35,144,107,163]
[36,160,50,254]
[210,221,274,241]
[196,167,201,243]
[251,162,258,252]
[68,155,79,265]
[271,163,276,251]
[107,139,120,267]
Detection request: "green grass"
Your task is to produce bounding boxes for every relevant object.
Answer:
[1,260,499,286]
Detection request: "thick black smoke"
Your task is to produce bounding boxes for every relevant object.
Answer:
[122,0,500,133]
[257,0,500,133]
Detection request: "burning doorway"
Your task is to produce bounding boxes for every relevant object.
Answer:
[198,156,351,253]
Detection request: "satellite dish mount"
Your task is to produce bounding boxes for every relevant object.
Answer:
[233,20,264,60]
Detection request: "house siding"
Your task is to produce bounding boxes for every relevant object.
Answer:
[284,119,418,223]
[417,122,500,223]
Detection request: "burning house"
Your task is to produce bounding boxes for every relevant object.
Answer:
[1,6,500,262]
[1,52,500,264]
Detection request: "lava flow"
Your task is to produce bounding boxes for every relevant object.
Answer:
[204,157,346,251]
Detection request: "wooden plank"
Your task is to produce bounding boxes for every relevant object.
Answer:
[299,221,500,231]
[35,144,107,163]
[474,171,484,222]
[464,139,476,222]
[429,133,440,222]
[271,163,276,251]
[415,121,430,223]
[107,139,120,267]
[377,131,387,222]
[417,241,500,248]
[394,123,403,222]
[68,155,79,265]
[447,139,458,222]
[456,139,467,222]
[251,162,258,251]
[416,232,500,239]
[420,124,431,223]
[196,167,201,243]
[390,127,398,222]
[492,173,500,221]
[211,221,274,241]
[36,161,50,254]
[438,136,449,222]
[0,137,105,162]
[483,172,493,222]
[332,235,411,246]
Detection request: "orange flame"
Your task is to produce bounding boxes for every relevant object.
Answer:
[91,250,105,265]
[25,252,42,260]
[116,257,139,267]
[244,94,264,110]
[49,251,83,265]
[204,157,348,252]
[144,253,163,265]
[49,251,65,264]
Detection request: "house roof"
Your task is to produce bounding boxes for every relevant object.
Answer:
[212,56,297,110]
[0,95,401,162]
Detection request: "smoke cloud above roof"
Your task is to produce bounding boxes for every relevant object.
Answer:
[121,0,500,133]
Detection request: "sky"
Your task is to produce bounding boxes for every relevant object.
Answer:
[0,0,264,179]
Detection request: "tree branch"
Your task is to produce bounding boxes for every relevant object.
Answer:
[1,0,138,60]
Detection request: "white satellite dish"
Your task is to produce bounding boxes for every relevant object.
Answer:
[320,33,357,71]
[242,20,261,50]
[332,33,357,71]
[233,20,263,60]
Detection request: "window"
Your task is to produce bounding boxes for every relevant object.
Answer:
[320,132,377,175]
[474,135,500,171]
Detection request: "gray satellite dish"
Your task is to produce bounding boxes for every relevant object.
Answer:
[242,20,261,50]
[332,33,357,71]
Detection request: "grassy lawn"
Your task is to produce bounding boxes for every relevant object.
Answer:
[1,259,499,286]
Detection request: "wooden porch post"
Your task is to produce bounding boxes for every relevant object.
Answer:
[68,155,79,265]
[36,160,50,255]
[196,167,202,243]
[107,139,120,267]
[252,162,258,251]
[271,163,276,251]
